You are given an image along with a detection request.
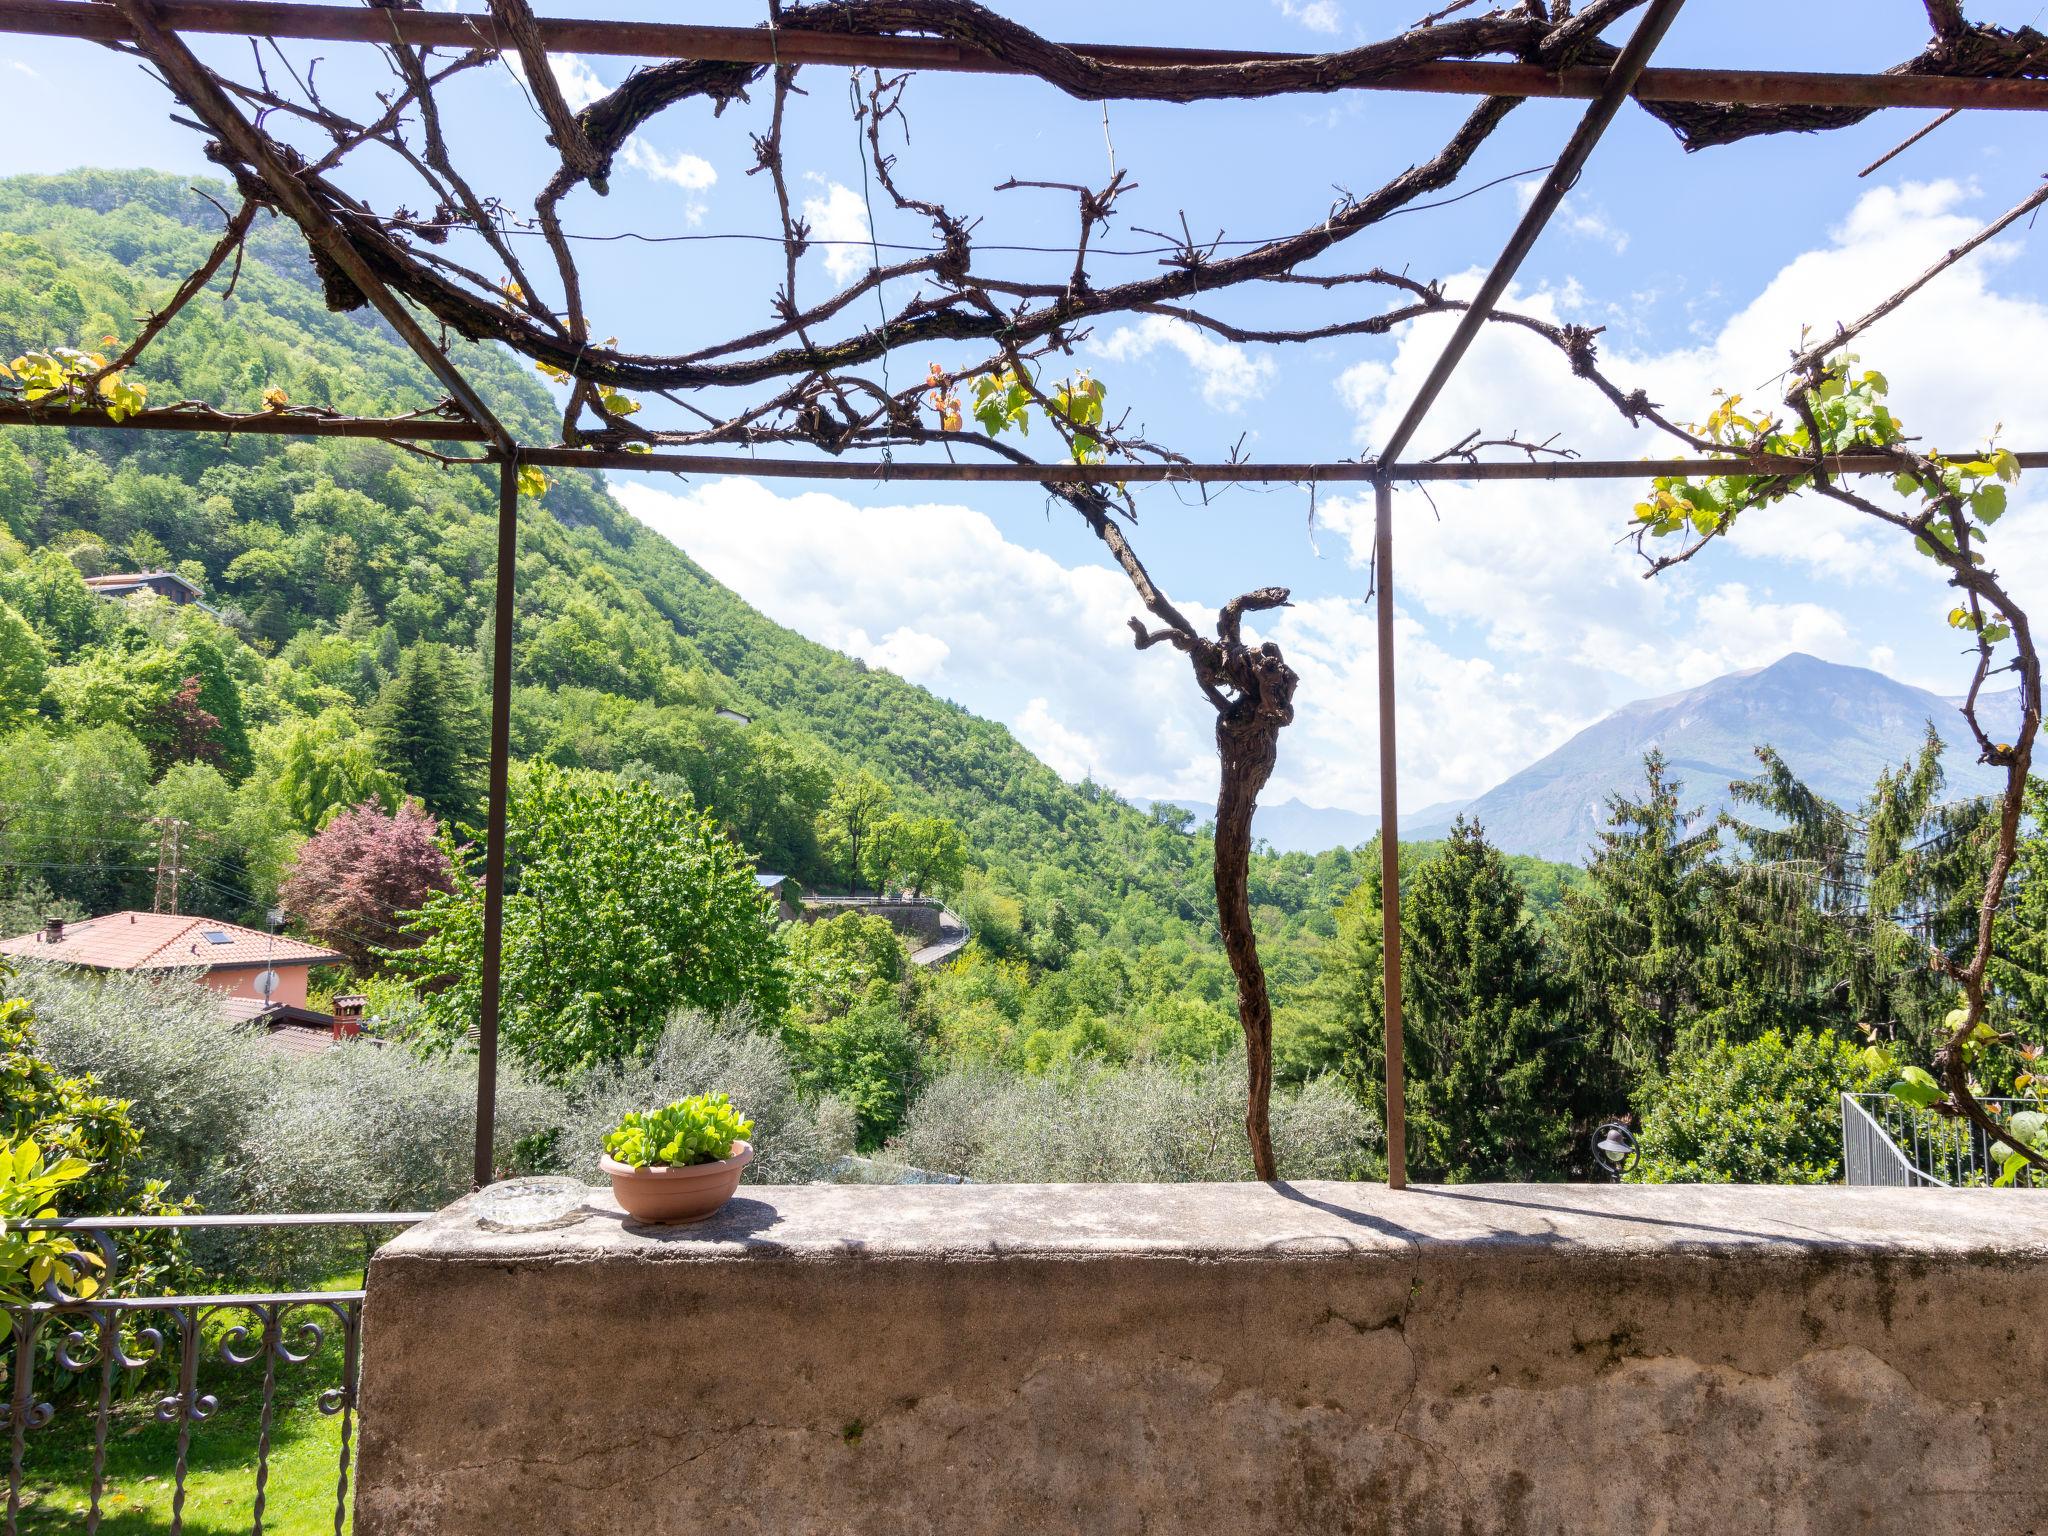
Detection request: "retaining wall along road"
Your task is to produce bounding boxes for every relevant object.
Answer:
[356,1181,2048,1535]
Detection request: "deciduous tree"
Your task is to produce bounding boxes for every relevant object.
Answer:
[398,766,789,1082]
[279,799,454,973]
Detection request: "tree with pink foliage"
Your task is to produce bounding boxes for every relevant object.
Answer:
[279,799,454,975]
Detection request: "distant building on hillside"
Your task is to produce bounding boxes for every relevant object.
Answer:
[84,570,206,606]
[755,872,797,920]
[1,911,343,1013]
[715,707,752,725]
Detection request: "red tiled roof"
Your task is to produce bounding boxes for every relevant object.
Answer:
[255,1019,338,1058]
[0,912,343,971]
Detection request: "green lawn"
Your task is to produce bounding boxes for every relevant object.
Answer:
[15,1376,354,1535]
[12,1280,364,1535]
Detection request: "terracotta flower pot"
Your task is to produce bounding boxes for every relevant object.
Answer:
[600,1141,753,1224]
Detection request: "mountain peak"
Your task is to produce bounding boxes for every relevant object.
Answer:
[1450,657,2001,864]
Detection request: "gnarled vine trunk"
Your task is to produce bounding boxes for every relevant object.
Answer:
[1210,649,1298,1179]
[1063,487,1298,1178]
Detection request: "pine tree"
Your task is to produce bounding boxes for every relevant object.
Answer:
[1401,817,1571,1180]
[1555,751,1724,1110]
[373,643,486,826]
[1723,727,1992,1055]
[1329,821,1571,1181]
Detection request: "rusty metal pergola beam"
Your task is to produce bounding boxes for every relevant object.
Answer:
[7,0,2048,114]
[7,407,2041,482]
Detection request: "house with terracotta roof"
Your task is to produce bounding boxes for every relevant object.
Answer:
[0,912,343,1011]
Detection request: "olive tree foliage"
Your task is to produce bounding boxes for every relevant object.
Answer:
[891,1056,1373,1183]
[6,0,2031,1174]
[11,966,557,1280]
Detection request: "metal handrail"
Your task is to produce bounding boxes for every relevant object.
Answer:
[19,1212,432,1232]
[1839,1092,1944,1187]
[5,1212,424,1536]
[1840,1093,2037,1188]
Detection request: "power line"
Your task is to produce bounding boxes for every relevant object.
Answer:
[386,162,1550,260]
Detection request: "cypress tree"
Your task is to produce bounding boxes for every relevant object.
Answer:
[1401,816,1571,1181]
[1324,821,1572,1181]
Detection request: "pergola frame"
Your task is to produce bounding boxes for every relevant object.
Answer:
[3,0,2044,1189]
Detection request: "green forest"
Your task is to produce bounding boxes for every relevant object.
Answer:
[2,170,2040,1196]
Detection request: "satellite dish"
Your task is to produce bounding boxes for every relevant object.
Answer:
[253,968,282,999]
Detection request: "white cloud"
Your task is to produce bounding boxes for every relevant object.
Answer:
[843,625,950,685]
[1015,697,1110,784]
[1096,316,1277,411]
[4,59,36,77]
[502,50,607,110]
[801,179,872,288]
[613,476,1219,802]
[618,138,715,192]
[1273,0,1342,34]
[1516,181,1629,253]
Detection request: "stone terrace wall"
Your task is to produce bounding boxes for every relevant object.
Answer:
[798,897,946,945]
[356,1182,2048,1536]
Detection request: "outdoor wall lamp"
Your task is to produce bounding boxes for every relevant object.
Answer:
[1593,1121,1639,1181]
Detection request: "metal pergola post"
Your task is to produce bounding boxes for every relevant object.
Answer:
[473,453,519,1187]
[1372,476,1406,1190]
[1368,0,1687,1188]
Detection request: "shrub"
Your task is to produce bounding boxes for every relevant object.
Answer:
[1635,1028,1886,1184]
[552,1011,855,1186]
[11,964,271,1202]
[0,1139,98,1303]
[891,1056,1375,1183]
[2,970,198,1292]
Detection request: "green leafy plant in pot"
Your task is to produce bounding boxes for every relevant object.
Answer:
[600,1094,755,1223]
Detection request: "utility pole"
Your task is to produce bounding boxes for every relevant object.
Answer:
[151,815,187,914]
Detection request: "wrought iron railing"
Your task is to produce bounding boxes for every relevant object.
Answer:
[4,1212,426,1536]
[1840,1093,2033,1188]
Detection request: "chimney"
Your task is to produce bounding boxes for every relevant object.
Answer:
[42,917,64,944]
[332,994,368,1041]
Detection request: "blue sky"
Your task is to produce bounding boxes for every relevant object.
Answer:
[4,2,2045,814]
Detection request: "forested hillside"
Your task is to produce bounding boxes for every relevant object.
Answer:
[0,168,1406,1079]
[0,171,1211,900]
